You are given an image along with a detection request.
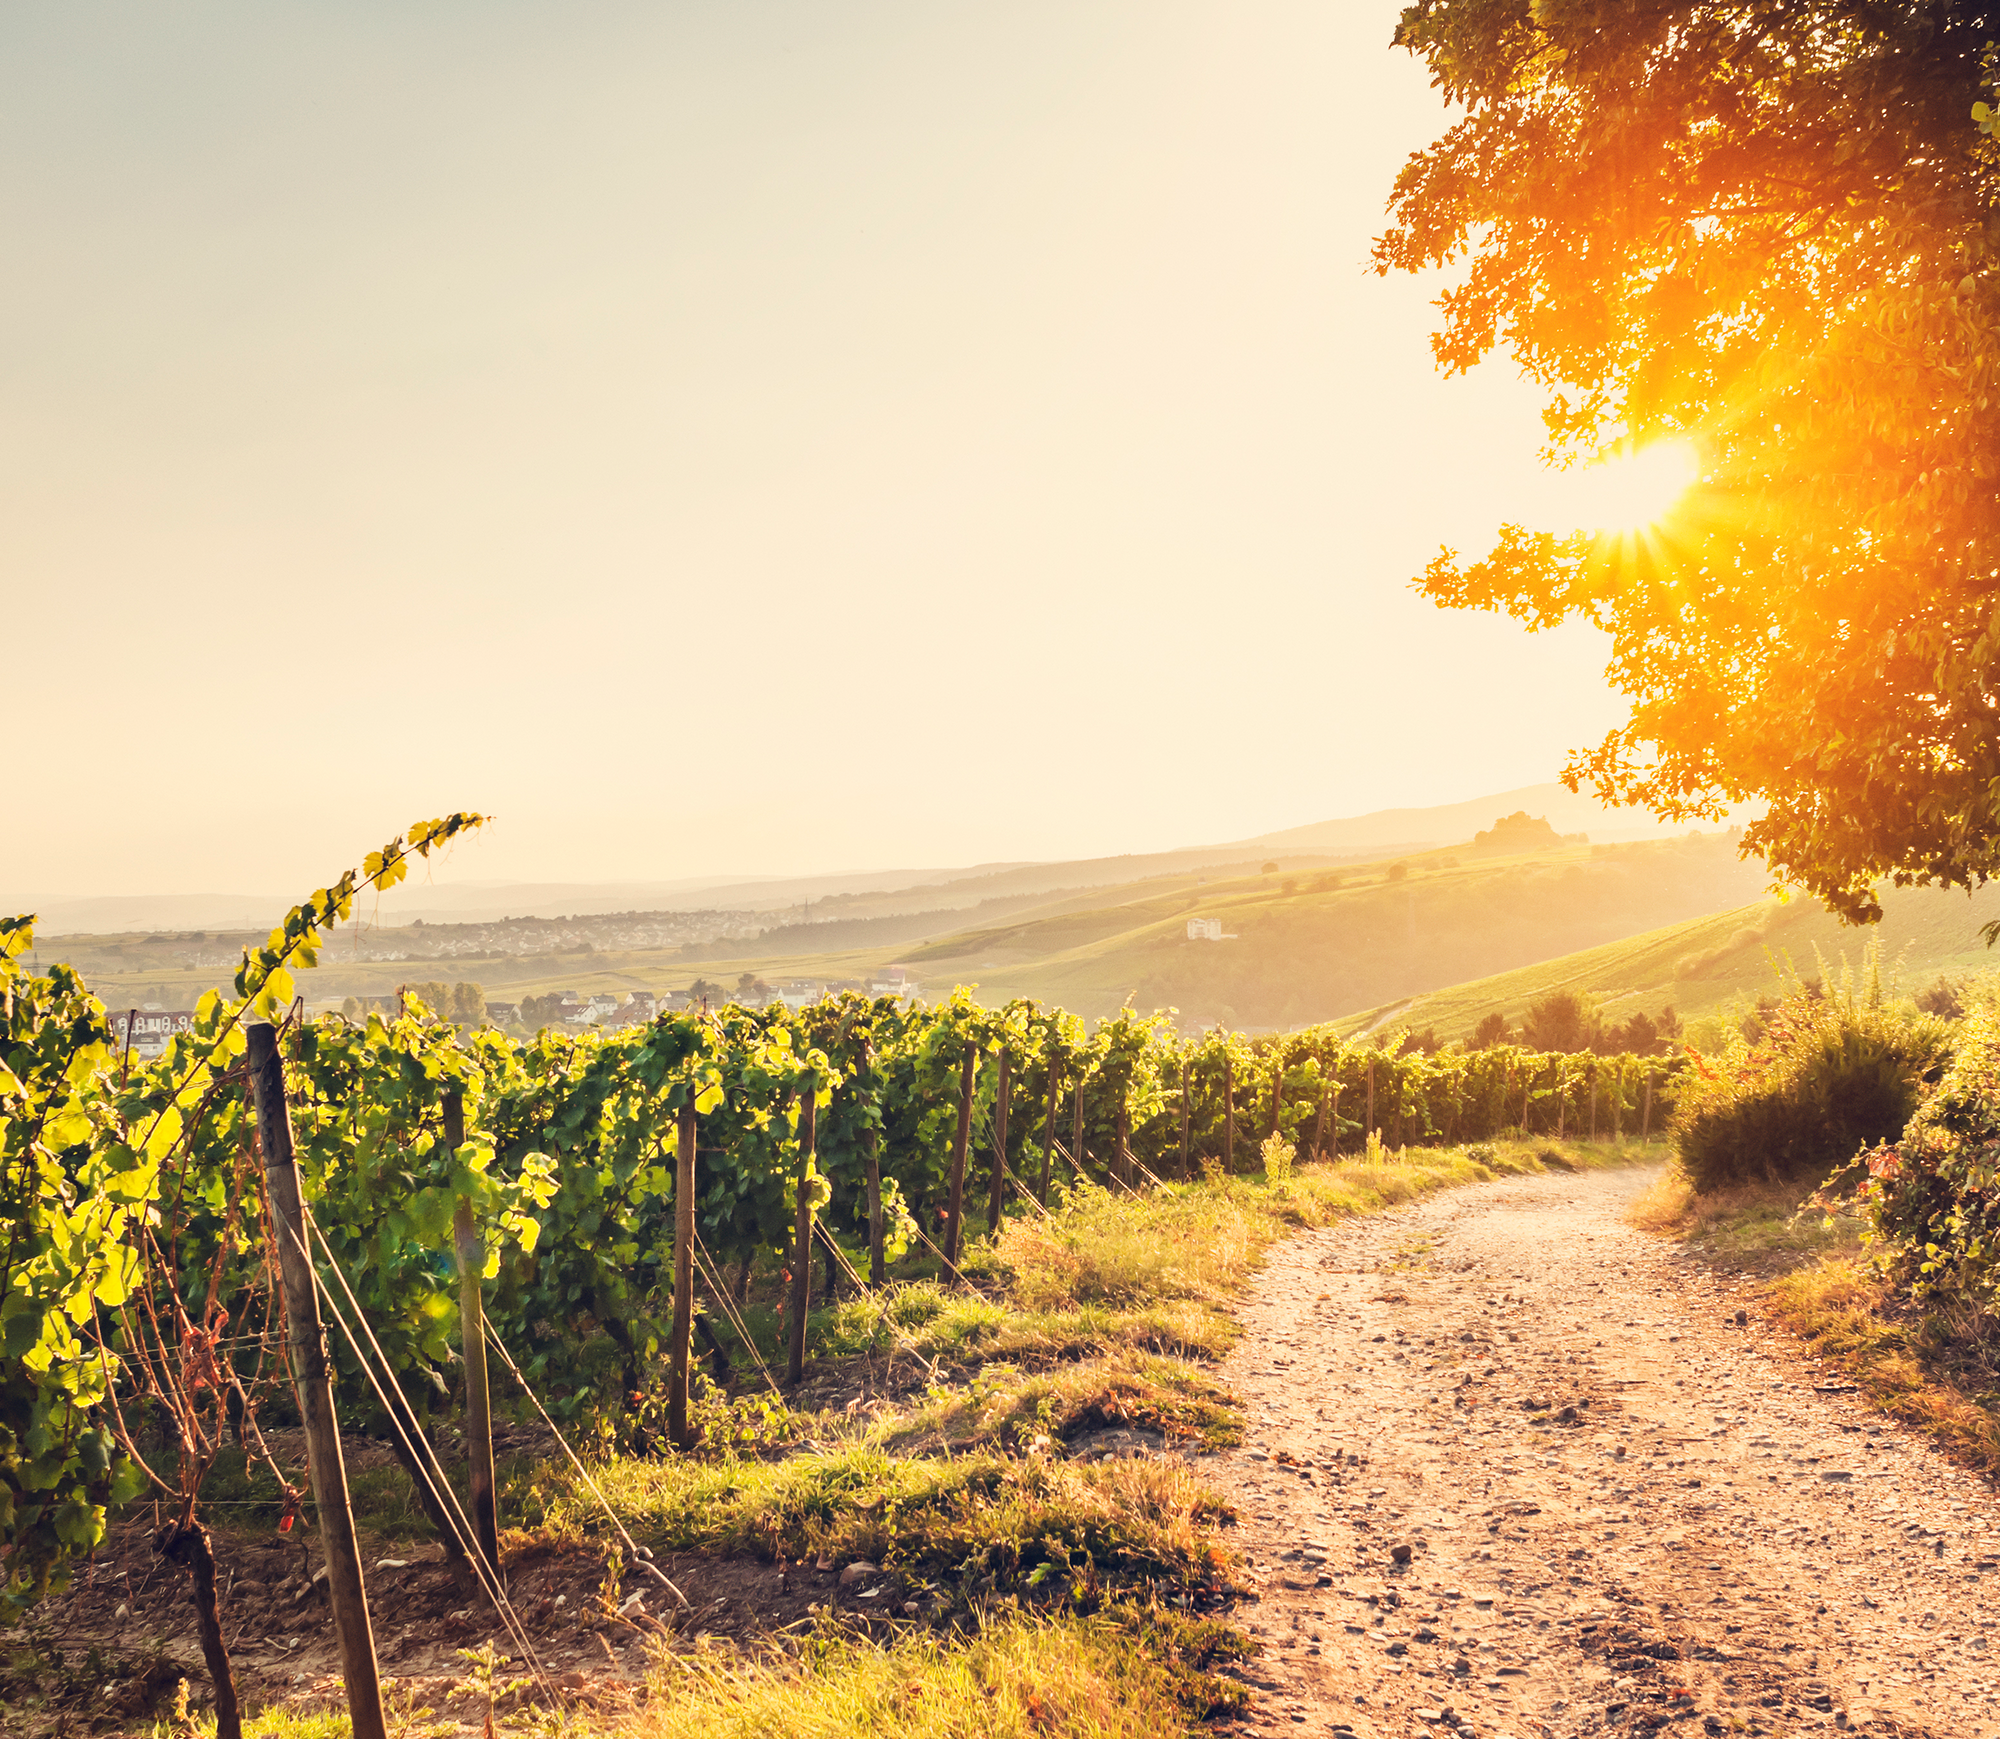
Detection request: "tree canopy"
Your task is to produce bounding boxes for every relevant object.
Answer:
[1379,0,1997,923]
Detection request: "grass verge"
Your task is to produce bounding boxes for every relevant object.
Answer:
[513,1445,1237,1604]
[171,1609,1249,1739]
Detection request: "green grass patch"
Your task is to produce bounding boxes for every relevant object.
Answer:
[882,1349,1241,1455]
[510,1443,1237,1604]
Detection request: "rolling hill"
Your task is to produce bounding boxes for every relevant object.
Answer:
[36,829,1769,1027]
[1342,878,2000,1043]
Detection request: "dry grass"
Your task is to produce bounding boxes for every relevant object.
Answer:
[174,1612,1249,1739]
[1623,1163,1861,1265]
[996,1138,1637,1316]
[1764,1258,2000,1476]
[615,1609,1248,1739]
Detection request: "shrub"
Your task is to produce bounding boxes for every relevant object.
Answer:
[1259,1134,1295,1182]
[1672,984,1950,1193]
[1838,1002,2000,1312]
[1519,990,1601,1053]
[1916,974,1968,1021]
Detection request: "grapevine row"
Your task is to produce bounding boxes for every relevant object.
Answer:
[0,819,1679,1620]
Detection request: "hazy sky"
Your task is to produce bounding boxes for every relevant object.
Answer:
[6,1,1625,902]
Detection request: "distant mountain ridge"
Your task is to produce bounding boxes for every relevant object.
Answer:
[24,781,1721,937]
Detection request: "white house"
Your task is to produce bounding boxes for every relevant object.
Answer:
[112,1008,196,1059]
[1186,917,1225,942]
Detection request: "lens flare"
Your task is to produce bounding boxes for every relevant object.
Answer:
[1569,439,1701,533]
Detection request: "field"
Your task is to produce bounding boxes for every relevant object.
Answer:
[39,831,1773,1030]
[1346,875,2000,1043]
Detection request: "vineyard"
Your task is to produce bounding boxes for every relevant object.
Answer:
[1,819,1678,1733]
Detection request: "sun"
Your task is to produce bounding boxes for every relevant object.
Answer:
[1567,438,1701,533]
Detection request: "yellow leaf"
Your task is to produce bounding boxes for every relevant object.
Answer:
[44,1103,91,1150]
[144,1107,184,1161]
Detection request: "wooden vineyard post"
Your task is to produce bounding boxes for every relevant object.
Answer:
[1071,1077,1085,1184]
[1589,1064,1598,1142]
[1223,1055,1235,1173]
[942,1047,977,1267]
[248,1024,388,1739]
[1557,1062,1566,1140]
[1267,1064,1282,1146]
[866,1127,886,1286]
[1041,1052,1061,1204]
[1310,1082,1327,1160]
[1179,1060,1191,1178]
[668,1100,698,1450]
[1643,1071,1655,1144]
[1330,1083,1342,1156]
[987,1050,1011,1235]
[444,1088,500,1580]
[1365,1056,1375,1147]
[1611,1062,1623,1144]
[787,1088,818,1383]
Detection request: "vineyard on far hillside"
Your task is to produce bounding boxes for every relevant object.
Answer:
[0,819,1679,1665]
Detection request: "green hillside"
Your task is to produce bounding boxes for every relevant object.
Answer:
[1343,878,2000,1043]
[896,832,1771,1026]
[45,831,1770,1027]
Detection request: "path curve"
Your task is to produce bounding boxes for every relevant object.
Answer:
[1206,1163,1998,1739]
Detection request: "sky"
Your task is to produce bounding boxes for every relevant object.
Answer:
[5,1,1631,903]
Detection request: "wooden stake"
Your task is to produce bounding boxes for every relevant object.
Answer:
[1589,1064,1598,1142]
[865,1127,885,1287]
[1267,1063,1282,1143]
[1223,1055,1235,1174]
[987,1049,1011,1234]
[1071,1074,1084,1183]
[787,1089,817,1383]
[1310,1082,1328,1161]
[1643,1071,1655,1144]
[668,1100,697,1450]
[1179,1060,1192,1177]
[1366,1056,1375,1145]
[247,1024,387,1739]
[942,1048,976,1266]
[1041,1050,1061,1204]
[444,1088,499,1580]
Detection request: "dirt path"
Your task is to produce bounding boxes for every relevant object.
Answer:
[1206,1163,2000,1739]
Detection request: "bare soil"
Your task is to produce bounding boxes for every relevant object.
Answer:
[0,1467,918,1732]
[1202,1162,1998,1739]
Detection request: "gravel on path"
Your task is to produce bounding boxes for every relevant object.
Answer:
[1201,1162,1997,1739]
